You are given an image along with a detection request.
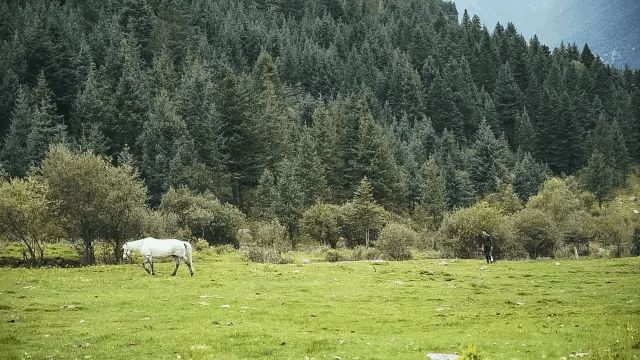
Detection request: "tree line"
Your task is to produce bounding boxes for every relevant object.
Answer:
[0,0,639,264]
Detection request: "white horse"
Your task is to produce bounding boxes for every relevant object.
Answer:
[123,237,194,276]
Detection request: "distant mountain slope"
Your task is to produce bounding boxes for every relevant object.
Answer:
[542,0,640,68]
[454,0,640,68]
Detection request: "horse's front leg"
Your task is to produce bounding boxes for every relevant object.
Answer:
[150,257,155,276]
[171,256,180,276]
[142,258,152,275]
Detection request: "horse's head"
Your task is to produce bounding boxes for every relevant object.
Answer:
[122,243,132,260]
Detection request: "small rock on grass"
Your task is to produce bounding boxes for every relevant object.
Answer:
[427,353,458,360]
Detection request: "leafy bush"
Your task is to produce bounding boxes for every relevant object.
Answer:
[351,246,381,260]
[301,203,341,248]
[439,202,513,259]
[376,222,415,260]
[324,249,344,262]
[527,177,585,225]
[588,212,634,257]
[236,228,253,248]
[253,220,290,252]
[460,344,482,360]
[414,229,437,251]
[212,244,235,255]
[193,238,209,251]
[560,211,592,255]
[242,247,290,264]
[160,187,247,246]
[511,208,559,259]
[338,199,389,248]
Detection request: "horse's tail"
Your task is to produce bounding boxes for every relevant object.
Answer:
[184,242,194,274]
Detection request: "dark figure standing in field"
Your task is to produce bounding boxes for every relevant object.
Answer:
[481,230,494,263]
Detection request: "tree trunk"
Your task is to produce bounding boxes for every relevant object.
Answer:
[365,228,370,247]
[83,238,95,265]
[113,239,124,264]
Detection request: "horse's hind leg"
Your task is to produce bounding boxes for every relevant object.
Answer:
[186,259,194,277]
[181,255,194,276]
[171,256,180,276]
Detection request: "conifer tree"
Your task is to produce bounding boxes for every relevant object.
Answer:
[581,44,595,68]
[72,63,113,151]
[589,113,629,186]
[310,100,339,199]
[1,88,33,176]
[350,177,386,247]
[581,151,614,207]
[175,54,226,172]
[493,63,523,146]
[138,90,189,203]
[512,151,547,201]
[514,108,535,154]
[252,168,278,220]
[420,157,447,225]
[112,35,149,156]
[295,131,329,206]
[274,159,304,244]
[469,119,511,196]
[216,68,263,205]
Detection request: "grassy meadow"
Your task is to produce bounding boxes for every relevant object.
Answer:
[0,253,639,359]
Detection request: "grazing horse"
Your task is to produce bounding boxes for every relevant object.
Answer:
[123,237,194,276]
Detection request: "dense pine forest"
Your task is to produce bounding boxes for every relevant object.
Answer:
[1,0,639,265]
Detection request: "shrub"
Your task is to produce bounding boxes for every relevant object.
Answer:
[561,211,592,255]
[527,177,584,224]
[242,247,290,264]
[351,246,381,260]
[588,212,634,257]
[325,249,344,262]
[438,202,513,259]
[415,229,437,251]
[253,220,289,252]
[460,344,482,360]
[236,228,253,248]
[301,203,341,248]
[376,222,415,260]
[212,244,235,255]
[512,208,559,259]
[160,188,247,246]
[194,238,209,251]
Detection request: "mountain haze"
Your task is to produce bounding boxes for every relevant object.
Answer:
[454,0,640,68]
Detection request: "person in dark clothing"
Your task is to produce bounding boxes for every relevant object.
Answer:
[481,230,494,263]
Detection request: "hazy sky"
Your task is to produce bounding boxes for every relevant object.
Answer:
[452,0,566,45]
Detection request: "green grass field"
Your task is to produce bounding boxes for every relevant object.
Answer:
[1,254,639,359]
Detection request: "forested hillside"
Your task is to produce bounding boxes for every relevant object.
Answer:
[1,0,639,264]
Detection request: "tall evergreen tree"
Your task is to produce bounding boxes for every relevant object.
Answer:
[581,150,614,207]
[216,68,263,205]
[295,131,329,206]
[274,158,304,243]
[1,88,33,177]
[512,151,547,201]
[111,35,149,156]
[514,108,535,154]
[350,177,386,247]
[589,113,629,186]
[493,63,523,146]
[420,157,447,226]
[469,119,511,196]
[138,90,189,203]
[252,168,278,220]
[72,63,113,150]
